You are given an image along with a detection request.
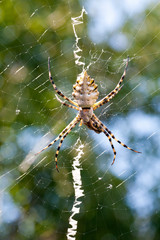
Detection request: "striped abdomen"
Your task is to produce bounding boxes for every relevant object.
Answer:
[72,71,99,107]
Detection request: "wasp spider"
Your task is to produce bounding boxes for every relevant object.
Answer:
[36,57,141,171]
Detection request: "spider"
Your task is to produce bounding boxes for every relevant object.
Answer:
[36,57,141,172]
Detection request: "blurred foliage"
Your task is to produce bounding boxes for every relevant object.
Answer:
[0,0,160,240]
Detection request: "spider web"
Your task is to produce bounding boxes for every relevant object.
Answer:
[0,0,160,239]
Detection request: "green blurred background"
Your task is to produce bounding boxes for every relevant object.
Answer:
[0,0,160,239]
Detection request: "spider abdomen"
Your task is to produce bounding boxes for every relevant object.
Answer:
[72,70,99,107]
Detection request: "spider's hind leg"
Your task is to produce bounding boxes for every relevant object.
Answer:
[48,57,78,107]
[93,57,129,110]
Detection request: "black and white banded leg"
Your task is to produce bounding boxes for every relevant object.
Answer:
[55,115,81,171]
[36,115,80,155]
[48,57,78,107]
[93,57,129,110]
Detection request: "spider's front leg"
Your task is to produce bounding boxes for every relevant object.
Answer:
[35,115,80,156]
[90,115,117,165]
[93,114,141,154]
[54,115,81,171]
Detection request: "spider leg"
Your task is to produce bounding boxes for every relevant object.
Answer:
[35,115,80,155]
[93,86,123,110]
[48,57,78,107]
[102,129,116,165]
[55,115,81,172]
[93,57,129,110]
[55,94,79,110]
[91,116,116,165]
[93,114,141,153]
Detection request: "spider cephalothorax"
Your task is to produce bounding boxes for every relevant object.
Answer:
[36,57,141,171]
